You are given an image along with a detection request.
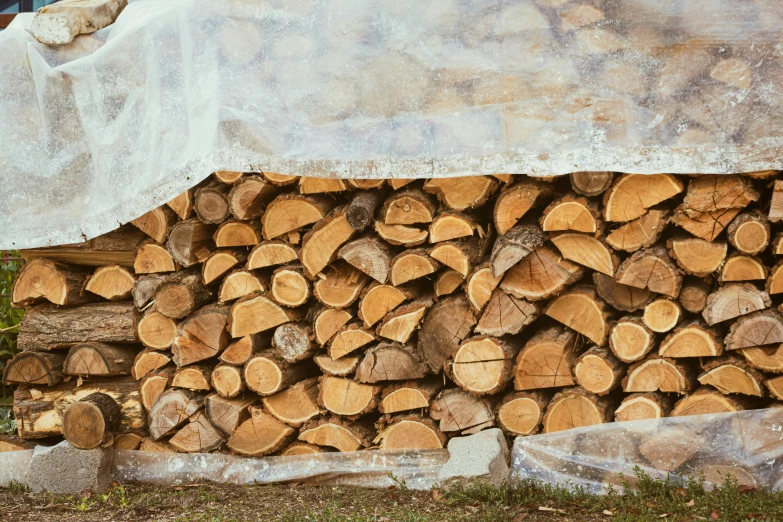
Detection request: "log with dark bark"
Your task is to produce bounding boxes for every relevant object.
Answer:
[489,223,545,278]
[62,392,121,449]
[155,268,214,319]
[194,182,231,224]
[346,191,385,231]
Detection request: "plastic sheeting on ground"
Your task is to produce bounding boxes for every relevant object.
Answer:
[512,408,783,494]
[1,0,782,248]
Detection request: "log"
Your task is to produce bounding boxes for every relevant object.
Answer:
[569,172,614,197]
[314,354,359,377]
[389,249,440,286]
[609,316,655,363]
[418,295,478,373]
[132,274,165,308]
[310,306,353,346]
[378,378,442,415]
[166,219,216,267]
[742,345,783,373]
[433,270,464,296]
[423,176,498,211]
[622,356,695,394]
[18,302,137,351]
[140,368,171,412]
[697,355,765,397]
[658,321,723,358]
[214,170,245,184]
[429,239,483,277]
[155,268,214,319]
[671,207,740,242]
[430,388,494,435]
[702,283,771,325]
[602,174,683,222]
[356,343,428,383]
[572,346,624,395]
[171,365,212,391]
[678,277,712,313]
[298,417,373,452]
[171,304,230,367]
[720,254,767,282]
[136,308,177,350]
[131,349,170,380]
[62,393,121,449]
[218,269,265,304]
[131,206,177,244]
[667,237,727,277]
[550,233,616,276]
[725,309,783,351]
[167,189,194,220]
[272,322,315,363]
[769,260,783,295]
[465,263,501,311]
[148,388,204,440]
[727,211,771,256]
[261,377,321,427]
[514,327,579,390]
[501,244,584,301]
[21,226,147,268]
[639,427,703,471]
[489,223,545,278]
[544,285,613,345]
[3,352,65,386]
[542,388,613,434]
[376,297,433,343]
[318,376,381,418]
[228,294,302,337]
[228,175,278,220]
[375,414,446,450]
[493,180,551,235]
[11,258,90,307]
[262,173,299,186]
[139,438,176,453]
[670,387,748,417]
[771,180,783,223]
[63,342,135,377]
[766,375,783,401]
[194,182,231,224]
[169,411,225,453]
[615,247,682,298]
[213,220,261,247]
[246,240,298,270]
[447,336,518,396]
[643,298,681,333]
[299,177,349,194]
[312,261,368,308]
[219,335,261,366]
[614,393,673,422]
[679,175,759,216]
[210,364,244,398]
[495,390,551,436]
[475,289,540,337]
[113,433,143,451]
[328,324,375,360]
[605,210,668,252]
[593,272,653,312]
[381,188,436,225]
[337,236,393,284]
[429,212,478,243]
[227,407,294,456]
[244,351,315,396]
[358,283,413,328]
[540,195,600,233]
[134,241,176,274]
[201,249,244,285]
[348,179,386,190]
[270,265,311,307]
[205,393,255,437]
[84,265,136,301]
[374,221,428,247]
[346,190,385,231]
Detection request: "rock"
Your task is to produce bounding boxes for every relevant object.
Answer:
[25,440,113,493]
[31,0,127,46]
[437,428,510,485]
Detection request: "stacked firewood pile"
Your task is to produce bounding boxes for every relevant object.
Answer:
[5,171,783,456]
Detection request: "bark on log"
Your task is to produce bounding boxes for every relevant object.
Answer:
[418,295,477,373]
[11,258,90,307]
[63,342,136,377]
[62,392,121,449]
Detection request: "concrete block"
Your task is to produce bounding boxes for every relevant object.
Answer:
[25,440,113,494]
[437,428,510,486]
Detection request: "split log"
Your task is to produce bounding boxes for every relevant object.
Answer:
[140,368,172,412]
[720,254,766,282]
[592,272,654,313]
[148,388,203,440]
[771,180,783,223]
[314,354,359,377]
[18,302,137,351]
[139,438,176,453]
[678,277,712,313]
[643,298,681,333]
[376,297,432,343]
[218,269,265,304]
[501,244,584,301]
[227,407,294,456]
[389,249,440,286]
[3,352,65,386]
[615,247,682,298]
[430,388,494,435]
[244,352,315,396]
[465,263,501,311]
[774,233,783,255]
[113,433,143,451]
[639,427,703,471]
[155,268,214,319]
[21,225,146,267]
[550,233,616,276]
[214,220,261,247]
[311,306,352,346]
[725,309,783,351]
[201,250,244,285]
[378,378,442,415]
[374,222,428,247]
[262,173,299,186]
[338,236,393,284]
[489,223,545,278]
[246,240,298,270]
[299,177,348,194]
[132,274,164,308]
[605,210,668,252]
[544,285,613,345]
[429,212,478,243]
[609,316,655,363]
[697,356,765,397]
[434,270,463,297]
[131,206,177,244]
[318,376,380,418]
[658,321,723,358]
[166,219,217,267]
[446,336,517,396]
[514,327,579,390]
[542,388,612,433]
[679,175,759,215]
[493,180,551,235]
[169,412,225,453]
[702,283,771,325]
[11,258,90,307]
[205,393,255,437]
[602,174,683,222]
[312,261,368,308]
[171,304,230,366]
[210,364,244,398]
[495,390,551,436]
[423,176,497,211]
[742,345,783,373]
[228,294,302,337]
[387,179,415,190]
[171,365,212,391]
[622,356,695,394]
[766,375,783,401]
[134,241,176,274]
[727,211,770,255]
[328,324,375,360]
[62,393,121,449]
[769,260,783,295]
[614,393,673,422]
[375,414,446,450]
[219,335,261,366]
[475,290,539,337]
[261,377,321,427]
[346,190,385,231]
[429,239,483,277]
[270,265,311,307]
[298,417,373,452]
[667,237,727,277]
[131,349,170,380]
[358,283,413,328]
[570,172,614,197]
[194,182,231,224]
[381,188,436,225]
[670,387,748,417]
[167,189,193,220]
[356,343,428,383]
[540,195,600,233]
[418,295,478,373]
[573,346,624,395]
[63,343,135,377]
[671,207,740,242]
[228,175,277,220]
[84,265,136,301]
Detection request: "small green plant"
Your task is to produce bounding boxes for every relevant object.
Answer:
[0,251,23,435]
[387,471,408,491]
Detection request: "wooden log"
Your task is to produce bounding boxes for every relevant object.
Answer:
[423,176,498,211]
[376,297,432,343]
[213,220,261,247]
[742,345,783,373]
[132,274,165,308]
[171,304,230,367]
[769,260,783,295]
[358,283,413,328]
[540,194,600,233]
[501,244,584,301]
[328,324,375,360]
[609,316,655,363]
[262,173,299,186]
[210,364,244,398]
[475,289,539,337]
[84,265,136,301]
[148,388,204,440]
[338,236,393,284]
[614,392,673,422]
[658,320,723,358]
[246,240,298,270]
[155,268,214,319]
[300,208,356,278]
[113,433,143,451]
[166,219,217,267]
[765,375,783,401]
[430,388,494,435]
[298,417,373,452]
[261,377,321,427]
[514,327,578,390]
[134,240,176,275]
[136,308,177,350]
[201,249,244,285]
[727,211,771,256]
[374,221,428,247]
[140,368,172,412]
[773,233,783,255]
[194,182,231,224]
[489,223,545,278]
[770,180,783,223]
[11,258,90,307]
[311,306,352,346]
[171,365,212,391]
[219,335,261,366]
[63,342,135,377]
[446,336,517,396]
[214,169,245,184]
[697,355,765,397]
[298,177,349,194]
[389,248,440,286]
[313,261,368,308]
[62,392,121,449]
[169,411,225,453]
[720,254,767,283]
[3,352,65,386]
[542,388,613,434]
[433,269,464,297]
[139,438,177,453]
[18,302,137,351]
[550,233,616,276]
[218,269,265,304]
[643,298,681,333]
[605,210,668,252]
[702,283,771,325]
[670,387,748,417]
[569,172,614,197]
[381,188,436,225]
[573,346,624,395]
[375,414,446,451]
[318,376,380,418]
[593,273,653,312]
[667,237,727,277]
[244,351,315,396]
[228,294,302,337]
[167,189,194,220]
[131,205,178,243]
[671,207,740,242]
[465,263,501,311]
[21,225,147,267]
[348,179,386,190]
[429,238,484,277]
[495,390,551,436]
[418,295,478,373]
[602,174,683,222]
[356,343,428,383]
[227,407,294,456]
[228,175,278,220]
[345,190,385,231]
[544,285,613,345]
[678,277,712,314]
[679,175,759,216]
[725,309,783,351]
[622,356,695,394]
[269,265,311,307]
[615,246,682,298]
[314,354,360,377]
[272,322,315,363]
[131,349,171,380]
[205,393,255,437]
[493,180,551,236]
[639,426,703,471]
[378,378,442,415]
[429,212,478,243]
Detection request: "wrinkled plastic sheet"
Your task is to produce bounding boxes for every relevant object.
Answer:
[1,1,782,248]
[113,449,449,490]
[512,408,783,494]
[0,450,32,487]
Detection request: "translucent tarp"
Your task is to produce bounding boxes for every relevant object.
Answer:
[512,408,783,494]
[1,0,782,248]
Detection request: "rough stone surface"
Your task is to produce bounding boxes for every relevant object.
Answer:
[25,440,113,493]
[438,428,510,486]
